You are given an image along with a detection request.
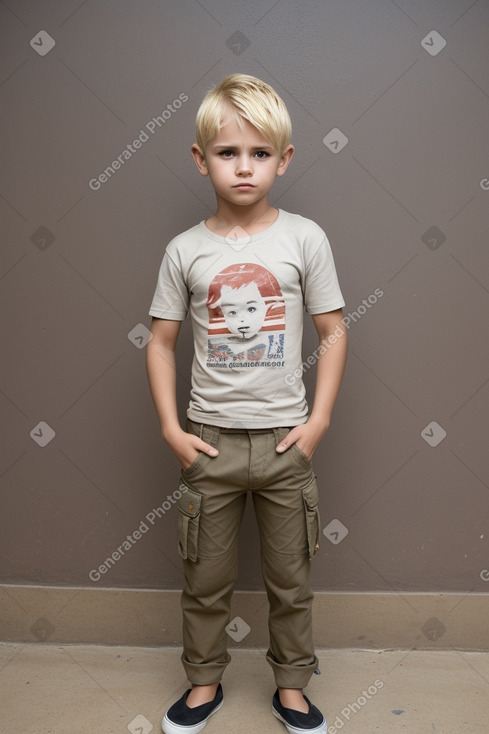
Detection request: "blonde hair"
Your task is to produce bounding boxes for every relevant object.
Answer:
[195,73,292,155]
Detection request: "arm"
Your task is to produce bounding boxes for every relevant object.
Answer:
[146,317,219,470]
[276,308,347,459]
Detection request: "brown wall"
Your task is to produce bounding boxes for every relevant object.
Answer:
[1,0,488,595]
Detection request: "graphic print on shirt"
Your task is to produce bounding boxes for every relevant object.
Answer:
[206,263,285,370]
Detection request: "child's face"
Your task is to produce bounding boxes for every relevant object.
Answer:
[192,109,293,210]
[218,282,267,339]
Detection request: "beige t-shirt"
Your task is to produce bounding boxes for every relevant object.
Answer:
[149,209,345,428]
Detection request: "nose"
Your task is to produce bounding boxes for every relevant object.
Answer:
[236,155,252,175]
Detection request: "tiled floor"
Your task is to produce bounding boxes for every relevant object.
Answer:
[1,643,488,733]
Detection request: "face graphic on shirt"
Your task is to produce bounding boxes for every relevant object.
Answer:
[218,282,267,340]
[206,262,285,368]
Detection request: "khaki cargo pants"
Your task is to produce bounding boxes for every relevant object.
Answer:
[176,418,321,689]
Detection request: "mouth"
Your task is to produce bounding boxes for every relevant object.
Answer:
[233,184,255,189]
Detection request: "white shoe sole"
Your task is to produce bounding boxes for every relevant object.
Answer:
[162,699,223,734]
[272,706,327,734]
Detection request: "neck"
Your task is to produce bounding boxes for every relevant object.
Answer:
[207,197,278,235]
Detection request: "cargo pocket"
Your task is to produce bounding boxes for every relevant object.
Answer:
[302,476,321,560]
[176,483,202,562]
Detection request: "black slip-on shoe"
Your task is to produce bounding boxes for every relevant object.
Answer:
[272,689,327,734]
[162,684,223,734]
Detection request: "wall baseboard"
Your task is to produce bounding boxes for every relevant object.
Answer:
[1,585,488,650]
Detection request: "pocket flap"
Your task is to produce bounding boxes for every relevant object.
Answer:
[177,484,202,518]
[302,477,319,510]
[301,476,321,560]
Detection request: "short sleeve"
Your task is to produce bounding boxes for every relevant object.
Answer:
[303,234,345,314]
[148,246,189,320]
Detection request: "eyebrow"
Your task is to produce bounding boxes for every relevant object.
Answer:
[213,144,274,151]
[222,299,259,306]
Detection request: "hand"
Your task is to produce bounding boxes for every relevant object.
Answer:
[275,419,330,460]
[164,427,219,471]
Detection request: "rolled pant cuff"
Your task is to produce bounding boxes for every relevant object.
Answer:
[181,652,231,685]
[266,650,320,689]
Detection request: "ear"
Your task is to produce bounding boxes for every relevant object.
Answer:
[276,144,294,177]
[191,143,208,176]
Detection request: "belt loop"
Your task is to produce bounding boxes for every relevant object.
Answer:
[210,424,220,445]
[200,423,220,446]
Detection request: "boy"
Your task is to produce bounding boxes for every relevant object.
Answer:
[146,73,347,734]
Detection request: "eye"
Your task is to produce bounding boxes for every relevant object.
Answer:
[219,150,234,158]
[254,151,269,159]
[247,306,257,313]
